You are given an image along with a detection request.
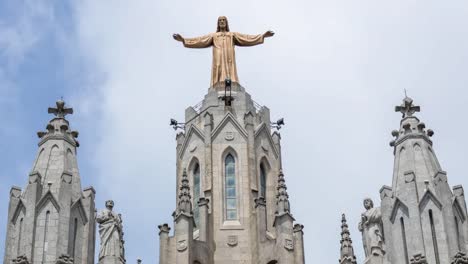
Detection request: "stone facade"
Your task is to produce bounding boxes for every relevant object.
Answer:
[3,100,96,264]
[158,83,305,264]
[340,96,468,264]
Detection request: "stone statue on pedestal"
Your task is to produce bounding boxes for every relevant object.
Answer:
[358,198,385,261]
[97,200,126,264]
[173,16,274,87]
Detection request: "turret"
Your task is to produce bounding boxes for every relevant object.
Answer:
[3,99,96,264]
[380,96,468,263]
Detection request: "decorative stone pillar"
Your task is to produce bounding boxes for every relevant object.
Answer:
[255,197,267,242]
[158,224,170,264]
[198,197,209,242]
[293,224,305,264]
[410,254,428,264]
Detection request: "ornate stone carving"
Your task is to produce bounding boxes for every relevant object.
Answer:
[12,255,29,264]
[96,200,125,262]
[358,198,385,259]
[404,171,415,183]
[56,254,74,264]
[177,240,187,251]
[410,254,427,264]
[227,235,238,246]
[452,252,468,264]
[284,238,294,251]
[225,131,234,141]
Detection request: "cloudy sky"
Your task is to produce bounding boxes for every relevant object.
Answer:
[1,0,468,263]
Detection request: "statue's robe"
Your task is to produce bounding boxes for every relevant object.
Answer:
[359,207,384,258]
[96,209,123,261]
[183,32,265,87]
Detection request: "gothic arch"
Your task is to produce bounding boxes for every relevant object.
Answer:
[221,147,240,222]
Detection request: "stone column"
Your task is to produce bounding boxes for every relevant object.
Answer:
[255,197,267,242]
[174,213,194,264]
[158,224,171,264]
[293,224,305,264]
[203,112,213,192]
[198,198,209,242]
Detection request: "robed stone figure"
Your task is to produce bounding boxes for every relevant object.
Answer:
[358,198,385,262]
[173,16,274,87]
[97,200,126,264]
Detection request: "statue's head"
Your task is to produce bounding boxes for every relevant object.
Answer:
[217,16,230,32]
[105,200,114,210]
[363,198,374,210]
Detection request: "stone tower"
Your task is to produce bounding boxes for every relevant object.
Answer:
[158,82,305,264]
[3,100,96,264]
[348,96,468,264]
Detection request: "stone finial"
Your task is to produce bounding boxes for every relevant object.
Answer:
[158,223,171,235]
[56,254,74,264]
[410,254,428,264]
[177,168,192,215]
[48,99,73,118]
[12,255,29,264]
[276,170,290,215]
[395,96,420,118]
[339,214,357,264]
[293,223,304,233]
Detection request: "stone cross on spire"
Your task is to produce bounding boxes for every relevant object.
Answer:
[395,96,420,118]
[48,99,73,118]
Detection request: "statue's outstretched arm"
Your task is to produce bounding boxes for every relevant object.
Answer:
[233,31,274,46]
[173,33,213,48]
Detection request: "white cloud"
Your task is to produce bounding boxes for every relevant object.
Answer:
[71,0,468,262]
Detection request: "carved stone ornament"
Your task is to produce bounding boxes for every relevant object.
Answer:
[12,255,29,264]
[225,131,235,141]
[284,238,294,251]
[56,254,74,264]
[452,252,468,264]
[227,235,238,247]
[189,143,197,153]
[404,171,415,183]
[177,240,187,252]
[410,254,428,264]
[261,145,269,154]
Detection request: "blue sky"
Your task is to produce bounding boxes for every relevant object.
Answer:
[1,0,468,263]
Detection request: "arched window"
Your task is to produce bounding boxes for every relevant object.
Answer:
[260,164,267,198]
[193,164,201,229]
[225,154,237,220]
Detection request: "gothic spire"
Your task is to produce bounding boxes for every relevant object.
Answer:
[177,168,193,215]
[276,170,290,215]
[339,214,357,264]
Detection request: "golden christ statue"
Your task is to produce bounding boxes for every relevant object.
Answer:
[173,16,274,87]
